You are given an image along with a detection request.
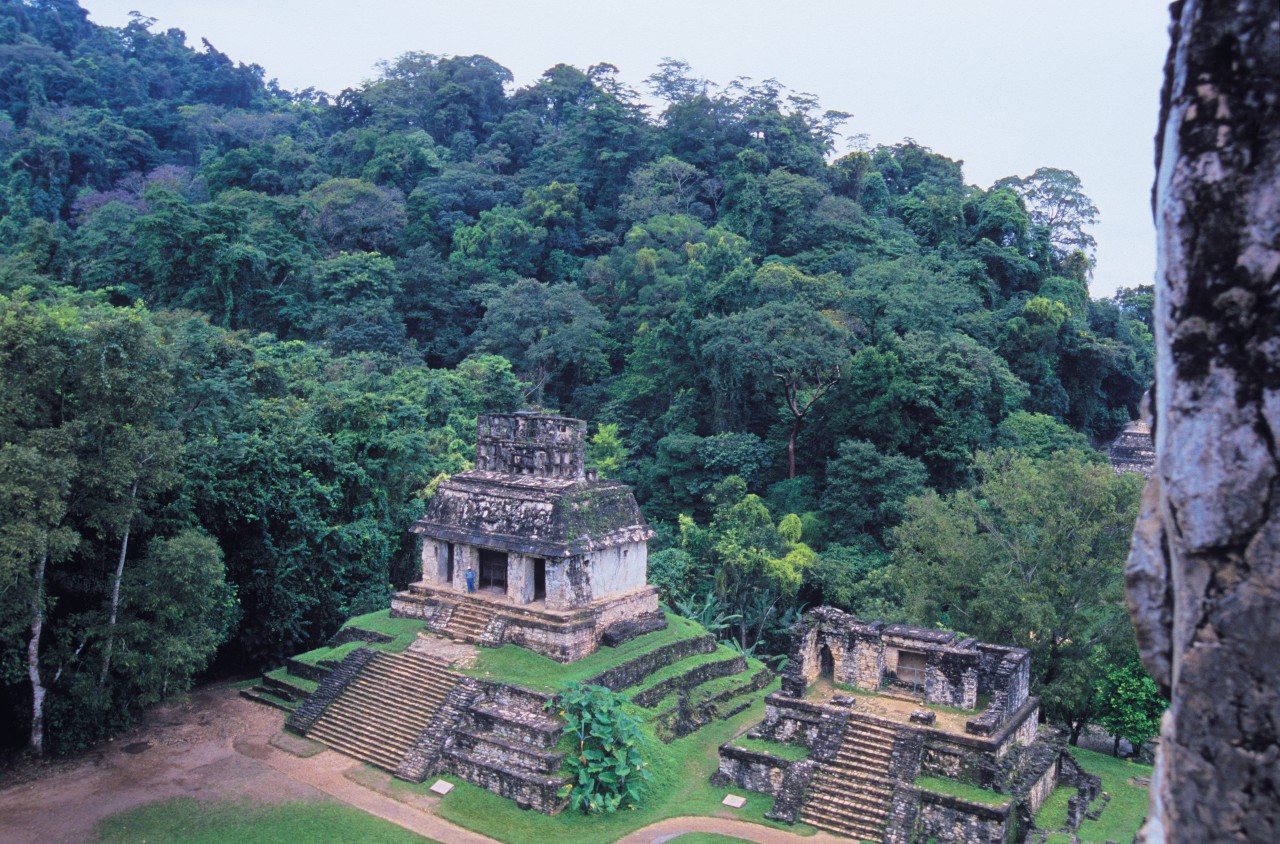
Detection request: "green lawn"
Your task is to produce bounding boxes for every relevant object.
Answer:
[913,776,1010,806]
[265,666,318,694]
[459,612,709,692]
[339,609,429,639]
[290,611,426,666]
[643,655,766,714]
[95,797,436,843]
[426,688,816,844]
[1034,746,1152,843]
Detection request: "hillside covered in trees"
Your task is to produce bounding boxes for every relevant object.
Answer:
[0,0,1157,756]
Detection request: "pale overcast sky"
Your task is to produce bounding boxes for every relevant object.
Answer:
[82,0,1171,299]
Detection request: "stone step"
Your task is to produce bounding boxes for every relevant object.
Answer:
[467,701,562,748]
[305,650,462,773]
[805,794,889,823]
[261,674,315,701]
[454,729,565,776]
[312,704,428,744]
[309,737,401,771]
[805,798,889,828]
[838,745,893,764]
[310,709,427,755]
[829,754,893,778]
[808,778,890,804]
[343,673,454,703]
[321,697,439,736]
[811,770,893,794]
[356,673,456,699]
[802,805,886,843]
[370,649,461,675]
[308,714,417,753]
[448,611,490,625]
[239,688,295,712]
[337,669,451,702]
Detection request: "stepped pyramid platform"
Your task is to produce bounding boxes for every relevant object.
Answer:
[244,416,784,816]
[247,606,779,815]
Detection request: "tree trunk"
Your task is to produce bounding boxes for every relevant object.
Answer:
[28,550,47,755]
[99,524,131,686]
[787,419,799,480]
[1125,2,1279,840]
[100,481,138,686]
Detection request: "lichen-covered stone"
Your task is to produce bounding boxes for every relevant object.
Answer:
[1127,2,1280,840]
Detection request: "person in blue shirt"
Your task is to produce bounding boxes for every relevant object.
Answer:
[464,566,476,593]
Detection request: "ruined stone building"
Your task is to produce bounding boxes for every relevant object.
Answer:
[715,607,1087,843]
[391,412,663,661]
[267,413,676,813]
[1109,419,1156,477]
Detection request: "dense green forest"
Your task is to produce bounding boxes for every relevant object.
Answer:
[0,0,1159,756]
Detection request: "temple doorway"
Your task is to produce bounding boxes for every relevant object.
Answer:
[533,558,546,601]
[819,643,835,681]
[897,649,926,692]
[445,542,455,585]
[479,548,508,590]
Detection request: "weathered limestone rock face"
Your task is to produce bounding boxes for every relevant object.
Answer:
[1127,2,1279,841]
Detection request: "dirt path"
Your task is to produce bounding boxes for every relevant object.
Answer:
[617,816,848,843]
[0,685,321,844]
[0,685,837,844]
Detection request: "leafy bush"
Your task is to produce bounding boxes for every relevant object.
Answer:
[550,684,653,814]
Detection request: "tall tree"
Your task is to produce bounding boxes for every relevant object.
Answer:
[701,301,849,478]
[995,167,1099,261]
[892,449,1143,739]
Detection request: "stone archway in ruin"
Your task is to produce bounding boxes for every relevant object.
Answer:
[819,642,835,682]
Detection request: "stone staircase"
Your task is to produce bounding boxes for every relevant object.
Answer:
[439,600,495,642]
[306,650,460,772]
[801,716,899,842]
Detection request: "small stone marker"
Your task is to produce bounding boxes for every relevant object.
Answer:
[429,779,454,795]
[722,794,747,808]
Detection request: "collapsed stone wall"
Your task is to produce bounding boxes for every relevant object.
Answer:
[885,787,1015,844]
[586,634,717,690]
[631,655,746,708]
[752,692,851,753]
[782,608,1031,733]
[711,744,793,795]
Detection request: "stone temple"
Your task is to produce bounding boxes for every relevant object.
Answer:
[714,607,1090,843]
[391,412,664,661]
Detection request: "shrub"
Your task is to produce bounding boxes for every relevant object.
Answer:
[550,684,653,814]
